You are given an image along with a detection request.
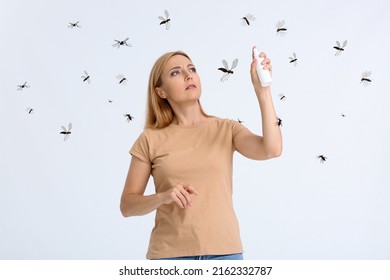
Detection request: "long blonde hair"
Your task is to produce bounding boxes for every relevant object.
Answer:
[145,51,210,129]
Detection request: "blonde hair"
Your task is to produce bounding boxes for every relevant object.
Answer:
[145,51,210,129]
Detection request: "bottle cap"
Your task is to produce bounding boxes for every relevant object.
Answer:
[253,47,260,58]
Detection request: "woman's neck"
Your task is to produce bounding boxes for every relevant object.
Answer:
[171,102,207,126]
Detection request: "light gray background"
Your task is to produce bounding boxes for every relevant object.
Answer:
[1,0,389,259]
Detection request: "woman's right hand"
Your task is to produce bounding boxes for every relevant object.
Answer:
[161,183,199,208]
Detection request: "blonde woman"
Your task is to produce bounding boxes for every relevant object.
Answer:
[120,49,282,260]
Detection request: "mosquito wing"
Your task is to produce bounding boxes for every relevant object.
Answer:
[222,59,229,70]
[68,122,72,131]
[164,9,169,18]
[61,126,67,132]
[123,38,129,43]
[276,20,285,28]
[246,14,256,21]
[116,74,124,80]
[231,58,238,70]
[362,70,372,77]
[158,16,165,21]
[342,40,347,48]
[220,73,230,82]
[166,21,170,30]
[64,134,70,141]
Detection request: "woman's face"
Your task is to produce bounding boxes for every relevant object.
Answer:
[155,54,202,106]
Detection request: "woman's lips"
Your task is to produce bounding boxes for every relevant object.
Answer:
[185,84,196,90]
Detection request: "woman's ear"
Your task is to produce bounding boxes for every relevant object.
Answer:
[155,87,167,99]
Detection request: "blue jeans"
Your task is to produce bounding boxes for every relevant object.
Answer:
[154,253,243,260]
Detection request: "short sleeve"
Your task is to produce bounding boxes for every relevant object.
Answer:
[231,119,249,137]
[129,130,151,163]
[230,119,250,150]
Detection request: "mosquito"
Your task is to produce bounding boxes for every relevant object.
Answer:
[278,94,286,101]
[17,82,29,91]
[333,40,347,56]
[218,58,238,82]
[275,117,283,127]
[60,122,72,141]
[317,155,327,164]
[108,99,113,103]
[241,14,256,26]
[276,20,287,36]
[116,74,127,85]
[112,38,131,48]
[289,52,298,66]
[26,107,34,114]
[68,21,81,28]
[341,113,346,118]
[360,71,372,86]
[81,71,91,84]
[237,118,244,124]
[159,9,171,30]
[124,114,134,122]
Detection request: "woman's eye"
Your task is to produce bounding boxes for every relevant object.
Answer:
[171,70,180,76]
[189,67,197,73]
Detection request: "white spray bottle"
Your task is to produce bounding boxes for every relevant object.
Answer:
[253,47,272,87]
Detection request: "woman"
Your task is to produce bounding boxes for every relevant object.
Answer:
[120,48,282,260]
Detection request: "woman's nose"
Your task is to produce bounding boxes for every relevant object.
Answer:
[185,71,193,80]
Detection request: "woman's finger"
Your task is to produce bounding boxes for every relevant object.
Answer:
[173,188,188,208]
[175,184,195,207]
[179,187,192,207]
[172,194,185,208]
[184,184,199,195]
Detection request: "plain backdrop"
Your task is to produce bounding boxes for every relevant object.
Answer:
[1,0,390,259]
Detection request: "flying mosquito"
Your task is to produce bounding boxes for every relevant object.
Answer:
[341,113,346,118]
[116,74,127,85]
[124,114,134,122]
[275,117,283,127]
[278,93,286,101]
[17,81,29,90]
[68,21,81,28]
[60,122,72,141]
[289,52,298,66]
[237,118,244,123]
[218,58,238,82]
[159,9,171,30]
[81,71,91,84]
[108,99,113,103]
[333,40,347,56]
[317,155,327,164]
[276,20,287,36]
[112,38,132,48]
[360,71,372,86]
[26,107,34,114]
[241,14,256,26]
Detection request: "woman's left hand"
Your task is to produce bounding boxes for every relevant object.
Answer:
[250,48,272,88]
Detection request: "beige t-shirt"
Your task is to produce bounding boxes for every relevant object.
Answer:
[130,117,249,259]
